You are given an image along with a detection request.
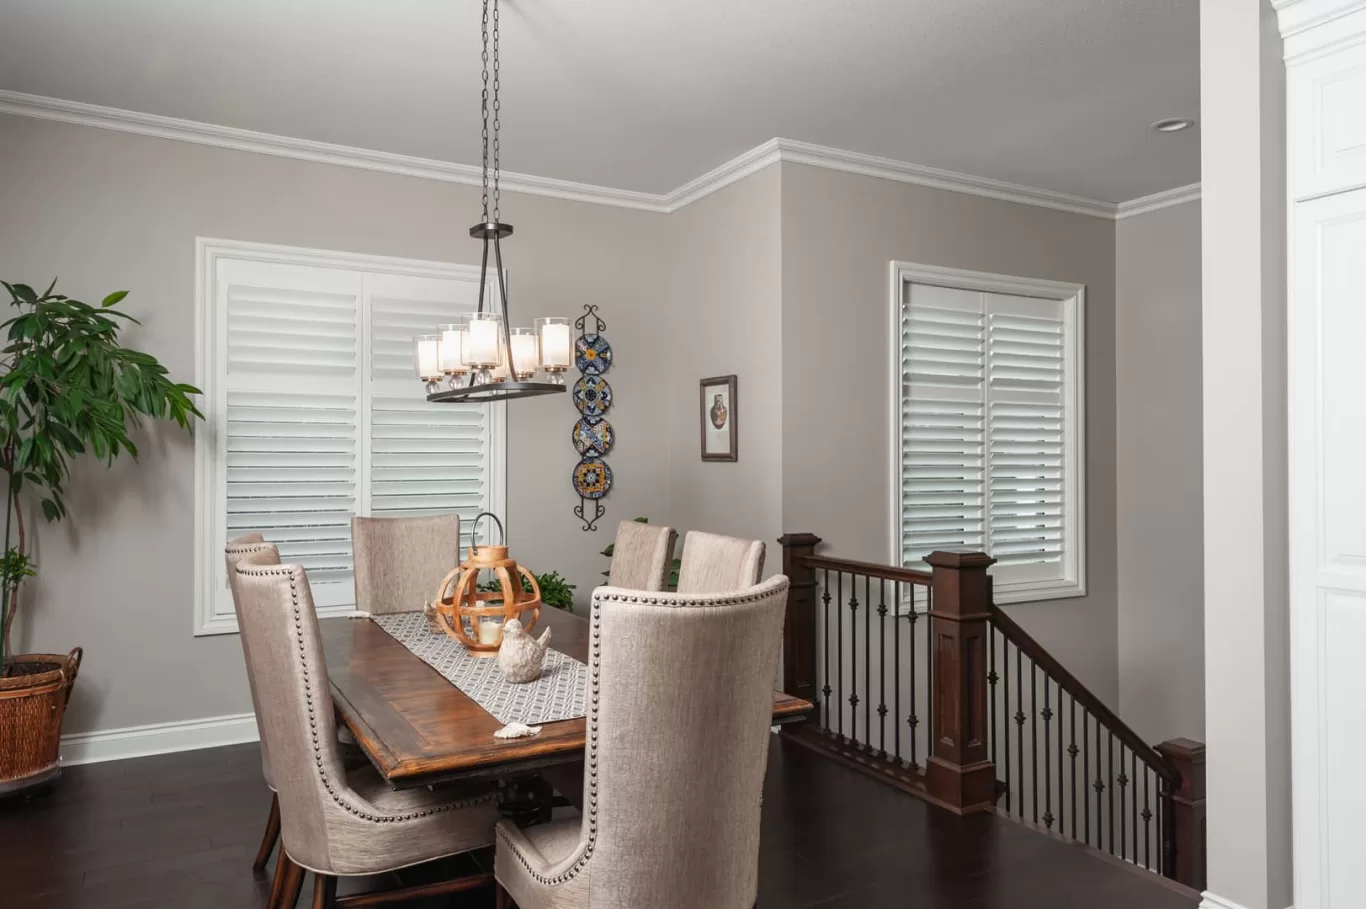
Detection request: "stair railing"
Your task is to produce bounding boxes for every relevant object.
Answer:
[778,533,1206,890]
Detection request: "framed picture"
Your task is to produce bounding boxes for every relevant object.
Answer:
[699,375,738,462]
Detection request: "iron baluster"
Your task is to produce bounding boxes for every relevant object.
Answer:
[1031,660,1039,825]
[1015,647,1025,820]
[821,569,831,734]
[1056,680,1065,838]
[1083,711,1090,846]
[1131,752,1139,863]
[1143,766,1152,870]
[864,576,872,751]
[1001,636,1011,813]
[988,626,998,768]
[894,581,901,764]
[1068,697,1078,840]
[847,575,857,745]
[1094,719,1106,852]
[877,579,888,758]
[925,583,934,765]
[907,586,919,771]
[1041,668,1052,830]
[836,572,843,742]
[1107,731,1115,855]
[1117,741,1128,859]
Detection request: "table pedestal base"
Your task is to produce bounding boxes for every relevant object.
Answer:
[499,776,554,828]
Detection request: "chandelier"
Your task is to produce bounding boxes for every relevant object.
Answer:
[413,0,569,403]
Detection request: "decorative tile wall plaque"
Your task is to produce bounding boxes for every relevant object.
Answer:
[572,305,612,530]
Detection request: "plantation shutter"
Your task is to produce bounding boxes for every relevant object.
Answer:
[986,297,1067,580]
[365,273,490,538]
[203,249,501,632]
[899,279,1079,597]
[219,259,362,610]
[900,284,986,562]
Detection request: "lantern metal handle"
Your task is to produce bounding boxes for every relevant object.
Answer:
[471,511,505,554]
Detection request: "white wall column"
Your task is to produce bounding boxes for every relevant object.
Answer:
[1199,2,1292,908]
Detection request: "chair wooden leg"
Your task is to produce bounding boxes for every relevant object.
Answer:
[254,793,281,871]
[496,881,515,909]
[275,854,306,909]
[311,874,337,909]
[268,849,289,908]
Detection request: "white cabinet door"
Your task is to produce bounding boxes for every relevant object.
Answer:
[1289,40,1366,201]
[1291,186,1366,909]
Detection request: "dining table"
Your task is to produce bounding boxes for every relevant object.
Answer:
[320,606,813,822]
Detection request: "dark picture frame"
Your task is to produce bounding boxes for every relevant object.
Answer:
[699,375,738,462]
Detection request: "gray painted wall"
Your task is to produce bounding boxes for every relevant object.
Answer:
[779,162,1120,703]
[0,113,1172,752]
[0,114,672,735]
[665,167,783,557]
[1115,200,1204,745]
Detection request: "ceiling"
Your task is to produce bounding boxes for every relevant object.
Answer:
[0,0,1199,204]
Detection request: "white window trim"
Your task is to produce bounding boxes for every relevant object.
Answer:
[888,260,1087,605]
[193,237,507,636]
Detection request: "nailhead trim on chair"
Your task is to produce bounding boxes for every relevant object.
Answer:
[237,564,497,823]
[496,581,787,889]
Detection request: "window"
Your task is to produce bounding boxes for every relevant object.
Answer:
[195,239,504,635]
[892,262,1085,604]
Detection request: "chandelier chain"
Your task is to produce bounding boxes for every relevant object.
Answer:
[480,0,491,221]
[491,0,501,221]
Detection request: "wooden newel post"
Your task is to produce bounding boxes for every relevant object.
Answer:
[924,550,997,814]
[777,533,822,723]
[1156,737,1206,890]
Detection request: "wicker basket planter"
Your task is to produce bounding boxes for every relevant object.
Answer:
[0,649,81,797]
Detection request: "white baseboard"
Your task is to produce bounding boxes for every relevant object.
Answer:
[60,712,260,766]
[1200,894,1295,909]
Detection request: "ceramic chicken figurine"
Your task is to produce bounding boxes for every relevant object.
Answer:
[497,618,552,683]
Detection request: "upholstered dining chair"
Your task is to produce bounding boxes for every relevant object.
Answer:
[224,534,283,874]
[674,530,765,594]
[351,513,462,616]
[494,575,790,909]
[606,520,677,591]
[233,561,501,909]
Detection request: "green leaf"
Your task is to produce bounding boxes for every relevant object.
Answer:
[40,499,59,522]
[11,284,37,304]
[101,290,129,308]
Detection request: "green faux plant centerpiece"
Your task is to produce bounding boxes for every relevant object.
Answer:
[479,570,577,613]
[0,281,202,673]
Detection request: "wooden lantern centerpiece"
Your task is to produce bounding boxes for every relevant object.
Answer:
[432,514,540,656]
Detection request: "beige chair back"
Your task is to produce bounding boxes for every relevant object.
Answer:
[587,577,788,907]
[606,520,677,591]
[225,534,281,788]
[674,530,765,594]
[351,514,461,615]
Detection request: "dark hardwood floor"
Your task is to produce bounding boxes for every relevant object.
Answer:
[0,733,1198,908]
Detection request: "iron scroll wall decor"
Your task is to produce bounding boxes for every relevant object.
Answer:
[571,305,613,531]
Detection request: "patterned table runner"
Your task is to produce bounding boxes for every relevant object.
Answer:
[370,612,587,726]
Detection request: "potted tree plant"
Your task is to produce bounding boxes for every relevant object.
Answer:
[0,281,201,797]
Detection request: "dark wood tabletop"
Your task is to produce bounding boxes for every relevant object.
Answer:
[321,608,813,789]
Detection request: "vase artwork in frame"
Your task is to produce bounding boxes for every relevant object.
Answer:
[699,375,738,462]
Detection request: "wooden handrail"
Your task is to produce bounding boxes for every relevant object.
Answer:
[798,553,933,586]
[988,602,1179,786]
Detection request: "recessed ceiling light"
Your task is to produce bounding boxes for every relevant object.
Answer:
[1152,118,1195,133]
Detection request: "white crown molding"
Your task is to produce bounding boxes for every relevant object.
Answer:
[1115,182,1202,219]
[0,90,672,213]
[771,138,1119,219]
[662,138,784,210]
[1275,0,1366,61]
[60,712,259,766]
[1274,0,1366,37]
[0,89,1186,221]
